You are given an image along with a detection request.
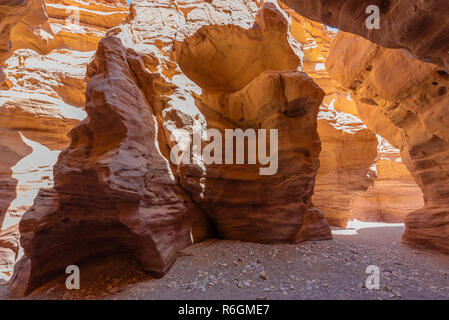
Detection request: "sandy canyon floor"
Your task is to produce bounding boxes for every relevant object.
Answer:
[1,221,448,300]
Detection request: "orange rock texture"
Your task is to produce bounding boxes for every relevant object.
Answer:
[8,0,333,296]
[0,0,128,285]
[282,0,449,72]
[0,0,30,84]
[3,0,447,295]
[285,11,378,227]
[327,31,448,252]
[0,225,19,284]
[281,7,420,227]
[176,4,329,243]
[350,136,424,223]
[315,104,378,227]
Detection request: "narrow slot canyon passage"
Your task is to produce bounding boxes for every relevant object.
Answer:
[1,0,449,300]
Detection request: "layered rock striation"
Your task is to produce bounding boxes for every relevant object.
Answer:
[9,0,333,295]
[327,31,448,252]
[0,0,30,83]
[350,135,424,223]
[282,7,391,228]
[315,104,378,227]
[9,36,201,295]
[282,0,449,72]
[0,0,128,285]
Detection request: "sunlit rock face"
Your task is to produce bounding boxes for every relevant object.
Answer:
[351,101,424,223]
[9,0,333,296]
[0,129,31,283]
[10,0,129,54]
[315,105,378,227]
[327,31,449,253]
[0,0,128,285]
[282,0,449,72]
[282,7,400,228]
[176,4,329,243]
[350,136,424,223]
[0,0,30,83]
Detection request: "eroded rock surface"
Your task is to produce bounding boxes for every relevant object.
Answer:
[0,0,30,83]
[315,105,378,227]
[0,0,128,286]
[9,37,201,296]
[350,136,424,223]
[327,31,449,253]
[282,0,449,71]
[6,0,446,296]
[282,8,384,228]
[9,0,333,295]
[175,4,329,242]
[0,225,19,284]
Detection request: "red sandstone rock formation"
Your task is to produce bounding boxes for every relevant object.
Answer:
[5,0,446,296]
[276,0,438,230]
[315,104,378,227]
[175,4,329,242]
[9,37,202,296]
[282,7,403,228]
[0,225,19,284]
[282,0,447,247]
[0,0,128,285]
[179,67,329,242]
[101,0,330,243]
[350,136,424,223]
[0,0,30,83]
[9,0,332,295]
[282,0,449,72]
[0,130,32,227]
[327,31,449,252]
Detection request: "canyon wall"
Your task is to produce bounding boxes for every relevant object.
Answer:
[290,13,378,228]
[282,0,443,248]
[282,0,449,72]
[282,6,422,227]
[0,0,128,284]
[327,31,449,252]
[2,0,444,294]
[8,0,332,296]
[315,104,378,227]
[0,0,30,84]
[350,135,424,223]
